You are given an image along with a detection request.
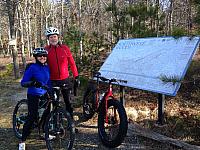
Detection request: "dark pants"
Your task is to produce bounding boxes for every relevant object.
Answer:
[51,78,73,117]
[21,94,49,141]
[21,94,39,141]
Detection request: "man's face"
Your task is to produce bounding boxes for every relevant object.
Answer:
[48,34,59,45]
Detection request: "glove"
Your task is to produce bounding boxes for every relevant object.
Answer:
[32,81,42,88]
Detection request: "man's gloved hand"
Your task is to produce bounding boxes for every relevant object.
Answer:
[32,81,42,88]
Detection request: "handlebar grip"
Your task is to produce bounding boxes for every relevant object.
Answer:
[100,76,109,82]
[120,80,127,84]
[93,71,101,78]
[41,85,49,90]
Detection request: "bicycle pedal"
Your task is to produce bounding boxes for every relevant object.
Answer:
[75,128,78,133]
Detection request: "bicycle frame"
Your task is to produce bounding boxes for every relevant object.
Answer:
[83,72,128,148]
[95,75,118,124]
[34,87,62,133]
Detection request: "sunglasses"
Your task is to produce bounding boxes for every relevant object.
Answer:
[37,54,47,57]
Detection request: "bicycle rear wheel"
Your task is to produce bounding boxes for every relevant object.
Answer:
[45,108,75,150]
[82,83,96,119]
[12,99,28,139]
[98,99,128,148]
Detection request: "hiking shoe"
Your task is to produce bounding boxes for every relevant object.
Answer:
[19,142,25,150]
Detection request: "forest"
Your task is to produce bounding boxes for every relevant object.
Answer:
[0,0,200,150]
[1,0,200,78]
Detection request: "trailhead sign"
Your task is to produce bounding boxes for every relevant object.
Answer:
[99,36,200,96]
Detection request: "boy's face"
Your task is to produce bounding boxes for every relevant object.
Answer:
[48,34,59,45]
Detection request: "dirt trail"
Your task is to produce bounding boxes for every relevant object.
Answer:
[0,82,181,150]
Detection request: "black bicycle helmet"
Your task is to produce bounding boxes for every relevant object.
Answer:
[32,47,48,57]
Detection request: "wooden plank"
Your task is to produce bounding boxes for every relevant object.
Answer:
[128,123,200,150]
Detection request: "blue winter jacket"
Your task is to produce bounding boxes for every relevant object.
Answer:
[21,63,51,96]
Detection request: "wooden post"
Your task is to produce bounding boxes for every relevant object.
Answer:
[157,94,165,125]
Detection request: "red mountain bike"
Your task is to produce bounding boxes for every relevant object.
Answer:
[83,72,128,148]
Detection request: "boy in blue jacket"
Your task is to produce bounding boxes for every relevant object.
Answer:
[19,48,51,150]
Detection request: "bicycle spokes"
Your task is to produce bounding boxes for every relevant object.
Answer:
[45,109,74,150]
[13,99,28,139]
[104,106,120,140]
[83,104,92,115]
[83,88,96,119]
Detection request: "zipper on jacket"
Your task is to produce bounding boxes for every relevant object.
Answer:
[55,46,61,79]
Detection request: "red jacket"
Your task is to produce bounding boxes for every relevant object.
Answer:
[45,44,78,80]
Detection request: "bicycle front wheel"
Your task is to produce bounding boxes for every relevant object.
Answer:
[98,99,128,148]
[82,83,96,119]
[45,108,75,150]
[12,99,28,139]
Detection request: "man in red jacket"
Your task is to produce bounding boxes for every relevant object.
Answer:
[45,27,79,120]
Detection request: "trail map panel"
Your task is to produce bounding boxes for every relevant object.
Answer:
[99,36,200,96]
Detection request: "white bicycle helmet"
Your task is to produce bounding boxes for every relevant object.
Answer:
[45,27,59,36]
[33,47,48,57]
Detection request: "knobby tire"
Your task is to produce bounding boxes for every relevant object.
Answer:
[82,83,96,119]
[12,99,28,139]
[98,99,128,148]
[45,108,75,150]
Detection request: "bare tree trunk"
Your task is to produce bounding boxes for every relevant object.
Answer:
[6,0,20,79]
[18,3,26,69]
[169,0,174,35]
[156,0,160,37]
[34,1,37,48]
[186,0,192,35]
[37,0,42,47]
[61,0,64,40]
[11,44,20,79]
[0,20,5,57]
[28,0,33,56]
[79,0,83,60]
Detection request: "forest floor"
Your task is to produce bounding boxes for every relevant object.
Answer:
[0,55,200,150]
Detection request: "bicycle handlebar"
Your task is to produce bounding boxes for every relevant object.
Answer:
[40,83,71,90]
[93,72,127,84]
[40,85,49,90]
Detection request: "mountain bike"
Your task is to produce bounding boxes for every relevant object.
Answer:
[83,72,128,148]
[13,85,75,150]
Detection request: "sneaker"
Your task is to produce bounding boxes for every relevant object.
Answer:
[19,142,25,150]
[48,134,56,140]
[41,133,56,140]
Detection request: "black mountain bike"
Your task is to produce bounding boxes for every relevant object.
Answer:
[83,72,128,148]
[13,85,75,150]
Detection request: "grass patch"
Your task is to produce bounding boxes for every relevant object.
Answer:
[0,63,13,80]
